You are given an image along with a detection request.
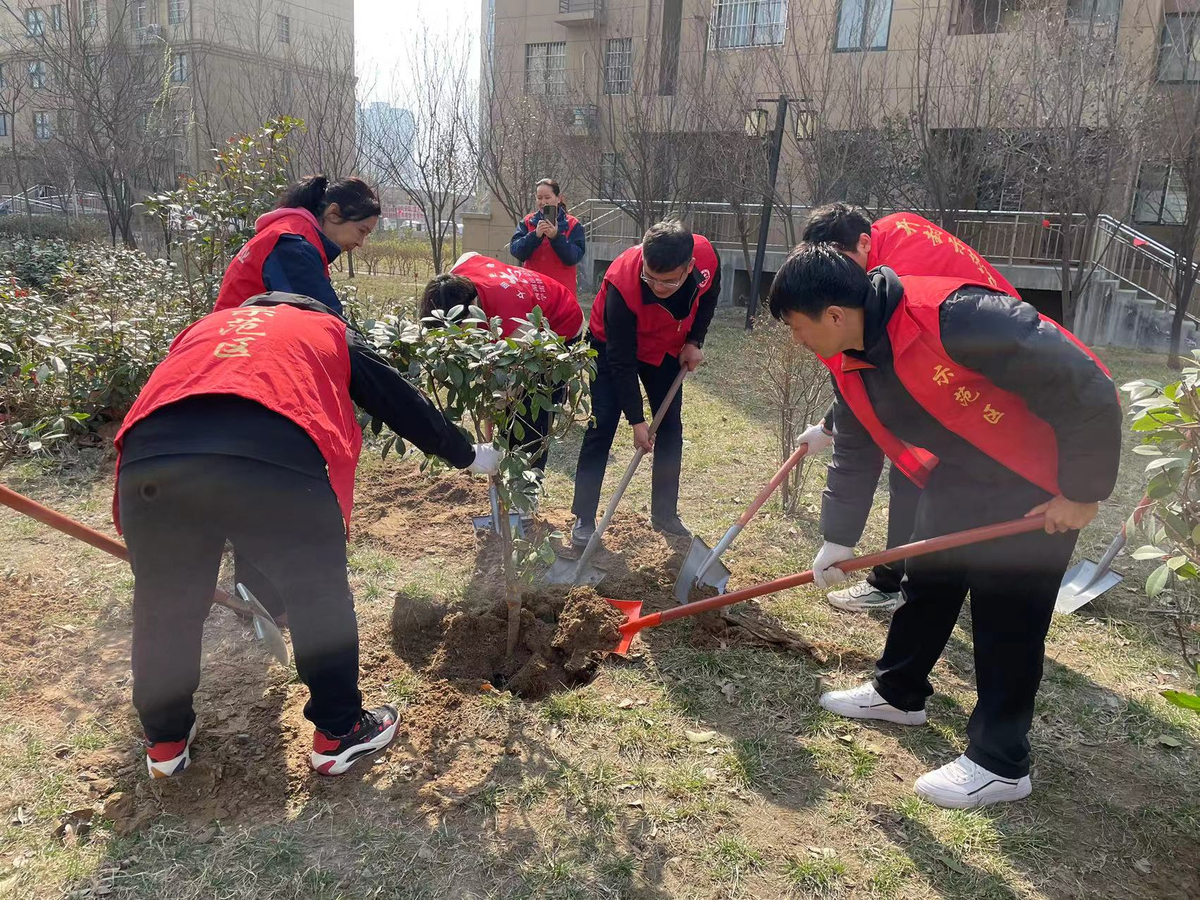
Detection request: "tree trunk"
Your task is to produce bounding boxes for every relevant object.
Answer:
[1169,265,1197,369]
[347,250,355,279]
[496,477,522,656]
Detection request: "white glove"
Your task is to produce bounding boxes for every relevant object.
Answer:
[468,444,501,476]
[797,422,834,456]
[812,541,854,590]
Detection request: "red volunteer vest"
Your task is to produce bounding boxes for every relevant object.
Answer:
[868,212,1021,299]
[522,211,581,299]
[214,210,330,313]
[453,254,583,339]
[823,274,1110,495]
[112,303,361,532]
[588,236,719,366]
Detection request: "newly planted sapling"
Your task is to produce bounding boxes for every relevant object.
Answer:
[368,303,595,653]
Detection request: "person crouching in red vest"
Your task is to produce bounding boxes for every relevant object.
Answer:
[112,292,499,779]
[419,252,584,485]
[570,221,721,547]
[767,244,1120,810]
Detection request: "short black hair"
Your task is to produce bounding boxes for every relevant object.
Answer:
[768,242,870,320]
[801,202,873,250]
[420,274,478,321]
[642,220,695,272]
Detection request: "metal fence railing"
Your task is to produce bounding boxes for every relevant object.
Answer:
[574,198,1200,319]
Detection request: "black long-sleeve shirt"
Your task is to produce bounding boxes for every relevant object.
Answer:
[600,260,721,425]
[820,268,1121,546]
[120,294,475,474]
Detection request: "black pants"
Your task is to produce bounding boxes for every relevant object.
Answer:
[872,466,1077,779]
[119,455,363,742]
[510,382,566,474]
[866,464,923,594]
[571,348,684,523]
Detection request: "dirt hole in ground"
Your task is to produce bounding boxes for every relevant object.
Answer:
[393,586,626,699]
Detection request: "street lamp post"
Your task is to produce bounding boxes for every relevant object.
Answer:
[745,95,788,329]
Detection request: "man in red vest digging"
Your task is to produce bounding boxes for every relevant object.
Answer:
[768,243,1120,809]
[113,293,499,778]
[570,221,721,547]
[799,203,1023,615]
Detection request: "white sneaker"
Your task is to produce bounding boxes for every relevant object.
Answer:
[826,580,904,613]
[914,754,1032,809]
[819,682,927,726]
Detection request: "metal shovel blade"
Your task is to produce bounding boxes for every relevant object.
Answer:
[470,512,525,536]
[236,583,290,667]
[672,536,731,604]
[1055,560,1123,614]
[543,553,606,586]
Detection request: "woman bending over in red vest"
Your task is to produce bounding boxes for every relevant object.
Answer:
[113,291,500,779]
[419,252,583,491]
[509,178,586,300]
[214,175,381,315]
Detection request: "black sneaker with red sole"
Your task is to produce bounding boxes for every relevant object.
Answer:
[310,705,399,776]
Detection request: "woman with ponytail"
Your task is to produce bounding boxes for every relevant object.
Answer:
[509,178,585,300]
[215,175,381,315]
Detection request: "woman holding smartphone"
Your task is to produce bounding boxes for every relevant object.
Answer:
[509,178,586,300]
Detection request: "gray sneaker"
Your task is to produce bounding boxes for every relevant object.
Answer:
[571,517,595,549]
[826,580,903,613]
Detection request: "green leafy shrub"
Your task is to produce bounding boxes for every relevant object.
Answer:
[144,116,302,317]
[1,243,189,463]
[1121,360,1200,712]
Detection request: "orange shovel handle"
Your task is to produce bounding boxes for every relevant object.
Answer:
[735,440,811,528]
[623,514,1048,638]
[0,483,247,617]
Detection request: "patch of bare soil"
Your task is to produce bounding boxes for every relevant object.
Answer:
[394,586,625,700]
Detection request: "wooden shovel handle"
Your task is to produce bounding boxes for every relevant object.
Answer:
[630,514,1048,632]
[0,483,249,618]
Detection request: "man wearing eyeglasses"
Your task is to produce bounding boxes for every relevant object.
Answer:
[570,220,721,548]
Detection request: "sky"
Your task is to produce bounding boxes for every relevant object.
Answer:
[355,0,482,100]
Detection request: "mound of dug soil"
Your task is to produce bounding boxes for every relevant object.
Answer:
[394,586,625,699]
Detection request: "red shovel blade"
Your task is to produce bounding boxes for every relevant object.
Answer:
[605,514,1048,655]
[608,599,643,655]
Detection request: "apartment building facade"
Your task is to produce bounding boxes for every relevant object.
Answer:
[465,0,1197,319]
[0,0,354,203]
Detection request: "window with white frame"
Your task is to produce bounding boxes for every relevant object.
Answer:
[277,14,290,43]
[604,38,632,95]
[834,0,893,51]
[25,8,44,36]
[524,42,566,95]
[28,61,46,90]
[82,0,98,28]
[171,52,188,83]
[169,0,188,25]
[50,5,63,30]
[1160,13,1200,83]
[0,63,5,89]
[0,115,8,139]
[132,1,147,30]
[33,111,52,140]
[709,0,788,50]
[1133,162,1187,225]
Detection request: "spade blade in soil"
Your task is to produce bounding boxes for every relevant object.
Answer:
[1055,560,1122,614]
[672,536,731,604]
[235,583,290,667]
[543,555,605,586]
[470,512,525,536]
